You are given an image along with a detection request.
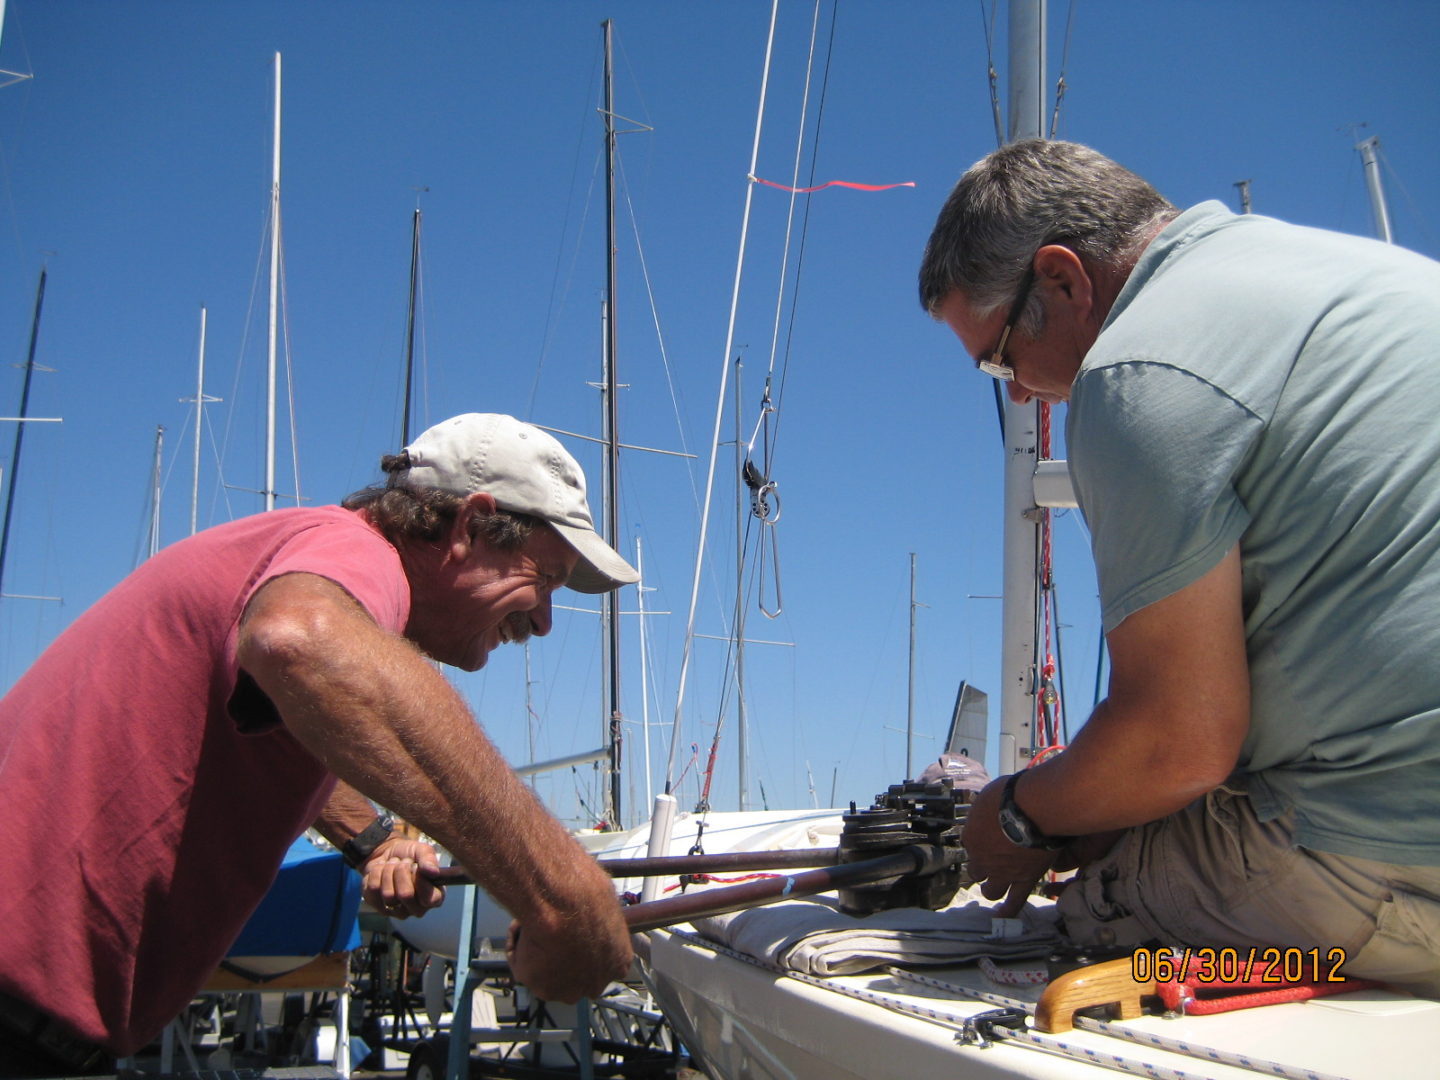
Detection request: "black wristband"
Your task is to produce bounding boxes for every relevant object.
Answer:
[341,814,395,870]
[997,774,1071,850]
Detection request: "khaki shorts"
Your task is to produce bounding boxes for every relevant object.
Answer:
[1055,786,1440,997]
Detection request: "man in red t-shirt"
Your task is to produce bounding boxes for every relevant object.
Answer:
[0,413,639,1073]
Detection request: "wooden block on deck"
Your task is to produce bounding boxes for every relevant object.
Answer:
[1034,957,1156,1033]
[201,951,351,993]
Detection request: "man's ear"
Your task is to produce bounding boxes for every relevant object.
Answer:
[1034,244,1095,318]
[449,492,499,560]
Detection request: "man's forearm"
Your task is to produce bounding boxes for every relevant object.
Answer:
[239,574,617,928]
[312,780,386,852]
[1016,697,1238,837]
[1017,545,1251,838]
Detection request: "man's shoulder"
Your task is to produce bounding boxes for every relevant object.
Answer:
[187,505,386,553]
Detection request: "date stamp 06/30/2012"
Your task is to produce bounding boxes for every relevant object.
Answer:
[1130,946,1349,984]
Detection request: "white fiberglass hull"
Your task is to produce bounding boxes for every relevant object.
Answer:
[641,910,1439,1080]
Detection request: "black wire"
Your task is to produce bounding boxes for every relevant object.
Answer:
[979,0,1004,148]
[769,0,841,466]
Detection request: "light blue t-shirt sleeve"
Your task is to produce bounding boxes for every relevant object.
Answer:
[1068,360,1261,633]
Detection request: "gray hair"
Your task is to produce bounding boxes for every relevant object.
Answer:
[917,140,1177,330]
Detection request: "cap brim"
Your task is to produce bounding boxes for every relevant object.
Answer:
[550,521,640,594]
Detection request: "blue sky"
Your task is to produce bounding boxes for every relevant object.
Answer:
[1,1,1436,826]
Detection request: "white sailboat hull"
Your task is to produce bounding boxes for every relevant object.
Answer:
[641,901,1440,1080]
[605,808,1440,1080]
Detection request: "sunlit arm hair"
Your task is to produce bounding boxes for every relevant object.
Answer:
[342,451,538,550]
[917,139,1178,331]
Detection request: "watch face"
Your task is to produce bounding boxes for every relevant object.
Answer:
[998,806,1031,847]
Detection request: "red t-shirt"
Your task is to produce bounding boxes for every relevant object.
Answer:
[0,507,409,1054]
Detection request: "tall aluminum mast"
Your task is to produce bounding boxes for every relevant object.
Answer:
[601,19,625,827]
[402,207,422,444]
[0,269,48,600]
[265,52,282,512]
[1356,136,1394,244]
[996,0,1047,776]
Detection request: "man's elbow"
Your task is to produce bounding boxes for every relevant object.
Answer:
[1147,709,1248,808]
[237,582,355,683]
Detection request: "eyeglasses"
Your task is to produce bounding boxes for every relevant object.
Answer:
[977,262,1039,382]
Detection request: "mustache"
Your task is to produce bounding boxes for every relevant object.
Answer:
[499,611,533,645]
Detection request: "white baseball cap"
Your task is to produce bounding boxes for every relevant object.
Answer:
[398,413,639,594]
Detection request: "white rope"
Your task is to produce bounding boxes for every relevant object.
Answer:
[892,968,1356,1080]
[665,0,781,790]
[977,955,1049,985]
[658,930,1352,1080]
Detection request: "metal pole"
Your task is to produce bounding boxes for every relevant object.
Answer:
[734,358,749,810]
[430,847,843,887]
[636,538,653,806]
[601,20,624,828]
[265,52,281,512]
[907,553,917,778]
[149,426,165,559]
[996,0,1047,776]
[0,268,47,601]
[190,307,207,535]
[620,846,945,932]
[1234,179,1253,215]
[1356,136,1393,244]
[402,207,421,443]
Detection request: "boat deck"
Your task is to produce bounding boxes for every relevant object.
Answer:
[644,927,1439,1080]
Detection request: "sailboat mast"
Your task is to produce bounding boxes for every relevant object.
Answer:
[997,0,1047,776]
[0,267,47,600]
[734,358,749,810]
[402,207,422,444]
[907,552,917,779]
[191,307,207,535]
[148,426,165,559]
[265,52,281,512]
[636,538,654,807]
[601,19,625,828]
[1356,135,1394,244]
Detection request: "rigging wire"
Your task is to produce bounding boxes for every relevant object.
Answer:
[760,0,831,429]
[693,0,834,807]
[772,1,839,435]
[278,241,303,507]
[666,0,783,794]
[616,150,706,520]
[740,0,839,626]
[527,45,604,422]
[978,0,1004,149]
[1048,0,1077,140]
[214,200,272,523]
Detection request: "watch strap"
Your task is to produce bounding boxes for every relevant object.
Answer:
[342,814,395,870]
[999,773,1071,850]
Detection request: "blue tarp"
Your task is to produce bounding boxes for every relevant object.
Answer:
[227,835,362,957]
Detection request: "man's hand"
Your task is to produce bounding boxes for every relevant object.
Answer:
[241,572,635,999]
[505,904,634,1004]
[361,836,446,919]
[961,775,1059,918]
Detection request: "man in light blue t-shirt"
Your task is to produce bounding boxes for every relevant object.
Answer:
[918,139,1440,996]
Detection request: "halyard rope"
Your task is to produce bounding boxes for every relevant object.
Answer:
[660,929,1355,1080]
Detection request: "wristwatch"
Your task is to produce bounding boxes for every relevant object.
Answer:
[996,773,1070,850]
[342,814,395,870]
